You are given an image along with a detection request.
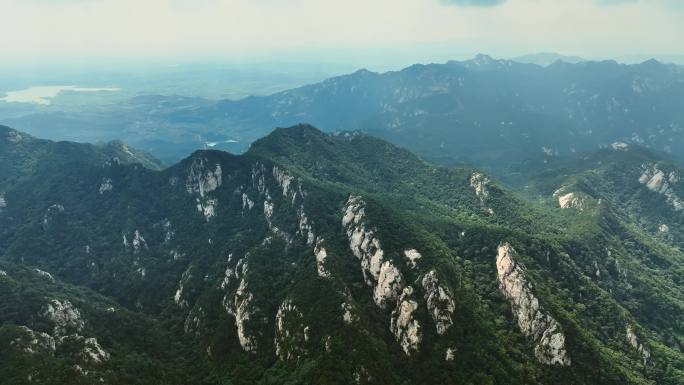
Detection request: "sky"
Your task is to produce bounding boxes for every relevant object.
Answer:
[1,0,683,68]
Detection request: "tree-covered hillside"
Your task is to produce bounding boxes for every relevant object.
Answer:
[1,124,683,384]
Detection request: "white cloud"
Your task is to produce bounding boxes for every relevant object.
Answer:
[441,0,507,6]
[0,0,681,64]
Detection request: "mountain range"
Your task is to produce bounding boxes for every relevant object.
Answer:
[2,123,684,384]
[512,53,586,66]
[2,55,683,170]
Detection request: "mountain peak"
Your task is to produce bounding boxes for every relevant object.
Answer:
[639,58,664,70]
[248,123,330,156]
[513,52,585,66]
[0,125,33,144]
[99,140,164,170]
[472,53,496,64]
[459,53,517,71]
[268,123,326,140]
[353,68,375,75]
[641,58,661,65]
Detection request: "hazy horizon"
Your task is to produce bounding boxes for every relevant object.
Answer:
[2,0,684,71]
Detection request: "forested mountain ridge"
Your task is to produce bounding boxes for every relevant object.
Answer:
[4,56,683,168]
[218,55,684,168]
[503,142,684,246]
[1,124,683,384]
[0,125,162,191]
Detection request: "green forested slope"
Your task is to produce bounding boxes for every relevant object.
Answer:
[1,125,682,384]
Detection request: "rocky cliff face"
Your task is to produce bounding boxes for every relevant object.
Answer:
[314,239,330,278]
[186,157,224,221]
[5,128,24,143]
[496,243,571,366]
[98,178,113,194]
[390,286,421,355]
[223,258,259,354]
[274,299,309,361]
[216,161,330,357]
[341,195,465,357]
[553,188,586,210]
[639,163,683,211]
[421,270,455,336]
[186,157,223,198]
[42,299,85,336]
[8,294,111,369]
[343,195,404,308]
[343,195,424,354]
[626,325,650,365]
[470,172,490,201]
[11,326,56,355]
[470,172,494,214]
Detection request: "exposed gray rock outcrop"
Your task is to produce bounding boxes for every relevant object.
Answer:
[184,306,204,336]
[251,163,267,195]
[42,204,65,230]
[35,268,55,282]
[260,164,328,280]
[6,129,23,143]
[496,243,571,366]
[81,337,110,363]
[234,277,257,353]
[186,157,222,198]
[123,230,148,254]
[343,195,424,355]
[352,366,371,384]
[42,299,85,336]
[223,260,259,353]
[470,172,494,214]
[132,230,147,253]
[374,261,404,308]
[273,166,295,199]
[343,195,404,308]
[626,325,650,365]
[274,299,309,361]
[470,172,490,201]
[297,207,315,245]
[390,286,422,355]
[58,335,110,364]
[421,270,455,335]
[263,197,275,222]
[197,198,217,221]
[170,249,184,261]
[611,141,629,150]
[160,219,174,243]
[639,163,683,211]
[553,188,585,210]
[314,239,330,278]
[174,266,192,308]
[341,302,359,324]
[11,326,56,355]
[242,193,255,211]
[186,157,222,221]
[98,178,113,194]
[404,249,421,269]
[445,347,457,361]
